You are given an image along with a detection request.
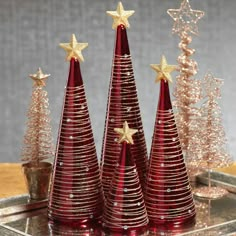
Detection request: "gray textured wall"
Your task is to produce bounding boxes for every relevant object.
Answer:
[1,0,235,162]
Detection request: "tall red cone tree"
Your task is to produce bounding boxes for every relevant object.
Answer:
[103,121,148,234]
[101,2,148,199]
[48,34,103,227]
[145,56,195,230]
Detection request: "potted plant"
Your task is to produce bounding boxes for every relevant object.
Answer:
[21,68,54,200]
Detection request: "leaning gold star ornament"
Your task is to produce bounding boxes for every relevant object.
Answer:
[150,56,176,83]
[59,34,88,62]
[114,121,138,145]
[167,0,204,35]
[29,68,50,87]
[106,2,135,29]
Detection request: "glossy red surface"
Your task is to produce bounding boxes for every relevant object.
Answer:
[145,80,196,228]
[101,24,148,199]
[103,142,148,234]
[48,58,103,226]
[48,220,102,235]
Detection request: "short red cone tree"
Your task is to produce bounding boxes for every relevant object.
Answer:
[103,121,148,234]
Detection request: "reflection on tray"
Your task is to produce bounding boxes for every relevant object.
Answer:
[0,195,47,221]
[197,169,236,194]
[1,193,236,235]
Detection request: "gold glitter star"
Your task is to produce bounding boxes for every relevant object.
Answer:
[167,0,204,35]
[150,56,176,83]
[29,68,50,87]
[59,34,88,62]
[107,2,135,29]
[114,121,138,145]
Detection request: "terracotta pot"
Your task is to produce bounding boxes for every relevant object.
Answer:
[22,162,52,200]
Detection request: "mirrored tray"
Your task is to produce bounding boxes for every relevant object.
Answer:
[197,169,236,194]
[0,195,47,219]
[1,193,236,235]
[1,167,236,236]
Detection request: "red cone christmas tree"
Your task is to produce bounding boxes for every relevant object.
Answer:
[48,34,103,227]
[103,121,148,234]
[145,56,195,229]
[101,2,148,199]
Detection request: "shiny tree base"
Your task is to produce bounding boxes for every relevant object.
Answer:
[148,215,196,232]
[193,186,228,199]
[48,220,102,235]
[102,225,147,236]
[48,216,101,229]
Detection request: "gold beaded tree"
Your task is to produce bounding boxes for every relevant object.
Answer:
[194,72,232,199]
[167,0,204,171]
[21,68,54,166]
[199,72,232,169]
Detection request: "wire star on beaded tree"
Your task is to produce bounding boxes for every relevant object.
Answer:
[101,2,148,199]
[21,68,54,166]
[102,121,148,234]
[145,55,196,230]
[167,0,204,173]
[48,34,103,227]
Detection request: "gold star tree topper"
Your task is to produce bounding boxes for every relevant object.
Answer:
[114,121,138,145]
[167,0,204,35]
[59,34,88,62]
[150,56,176,83]
[107,2,135,29]
[29,68,50,87]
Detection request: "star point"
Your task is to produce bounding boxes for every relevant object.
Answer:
[114,121,138,145]
[29,68,50,87]
[106,2,135,29]
[151,56,176,83]
[203,72,223,98]
[59,34,88,62]
[167,0,204,35]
